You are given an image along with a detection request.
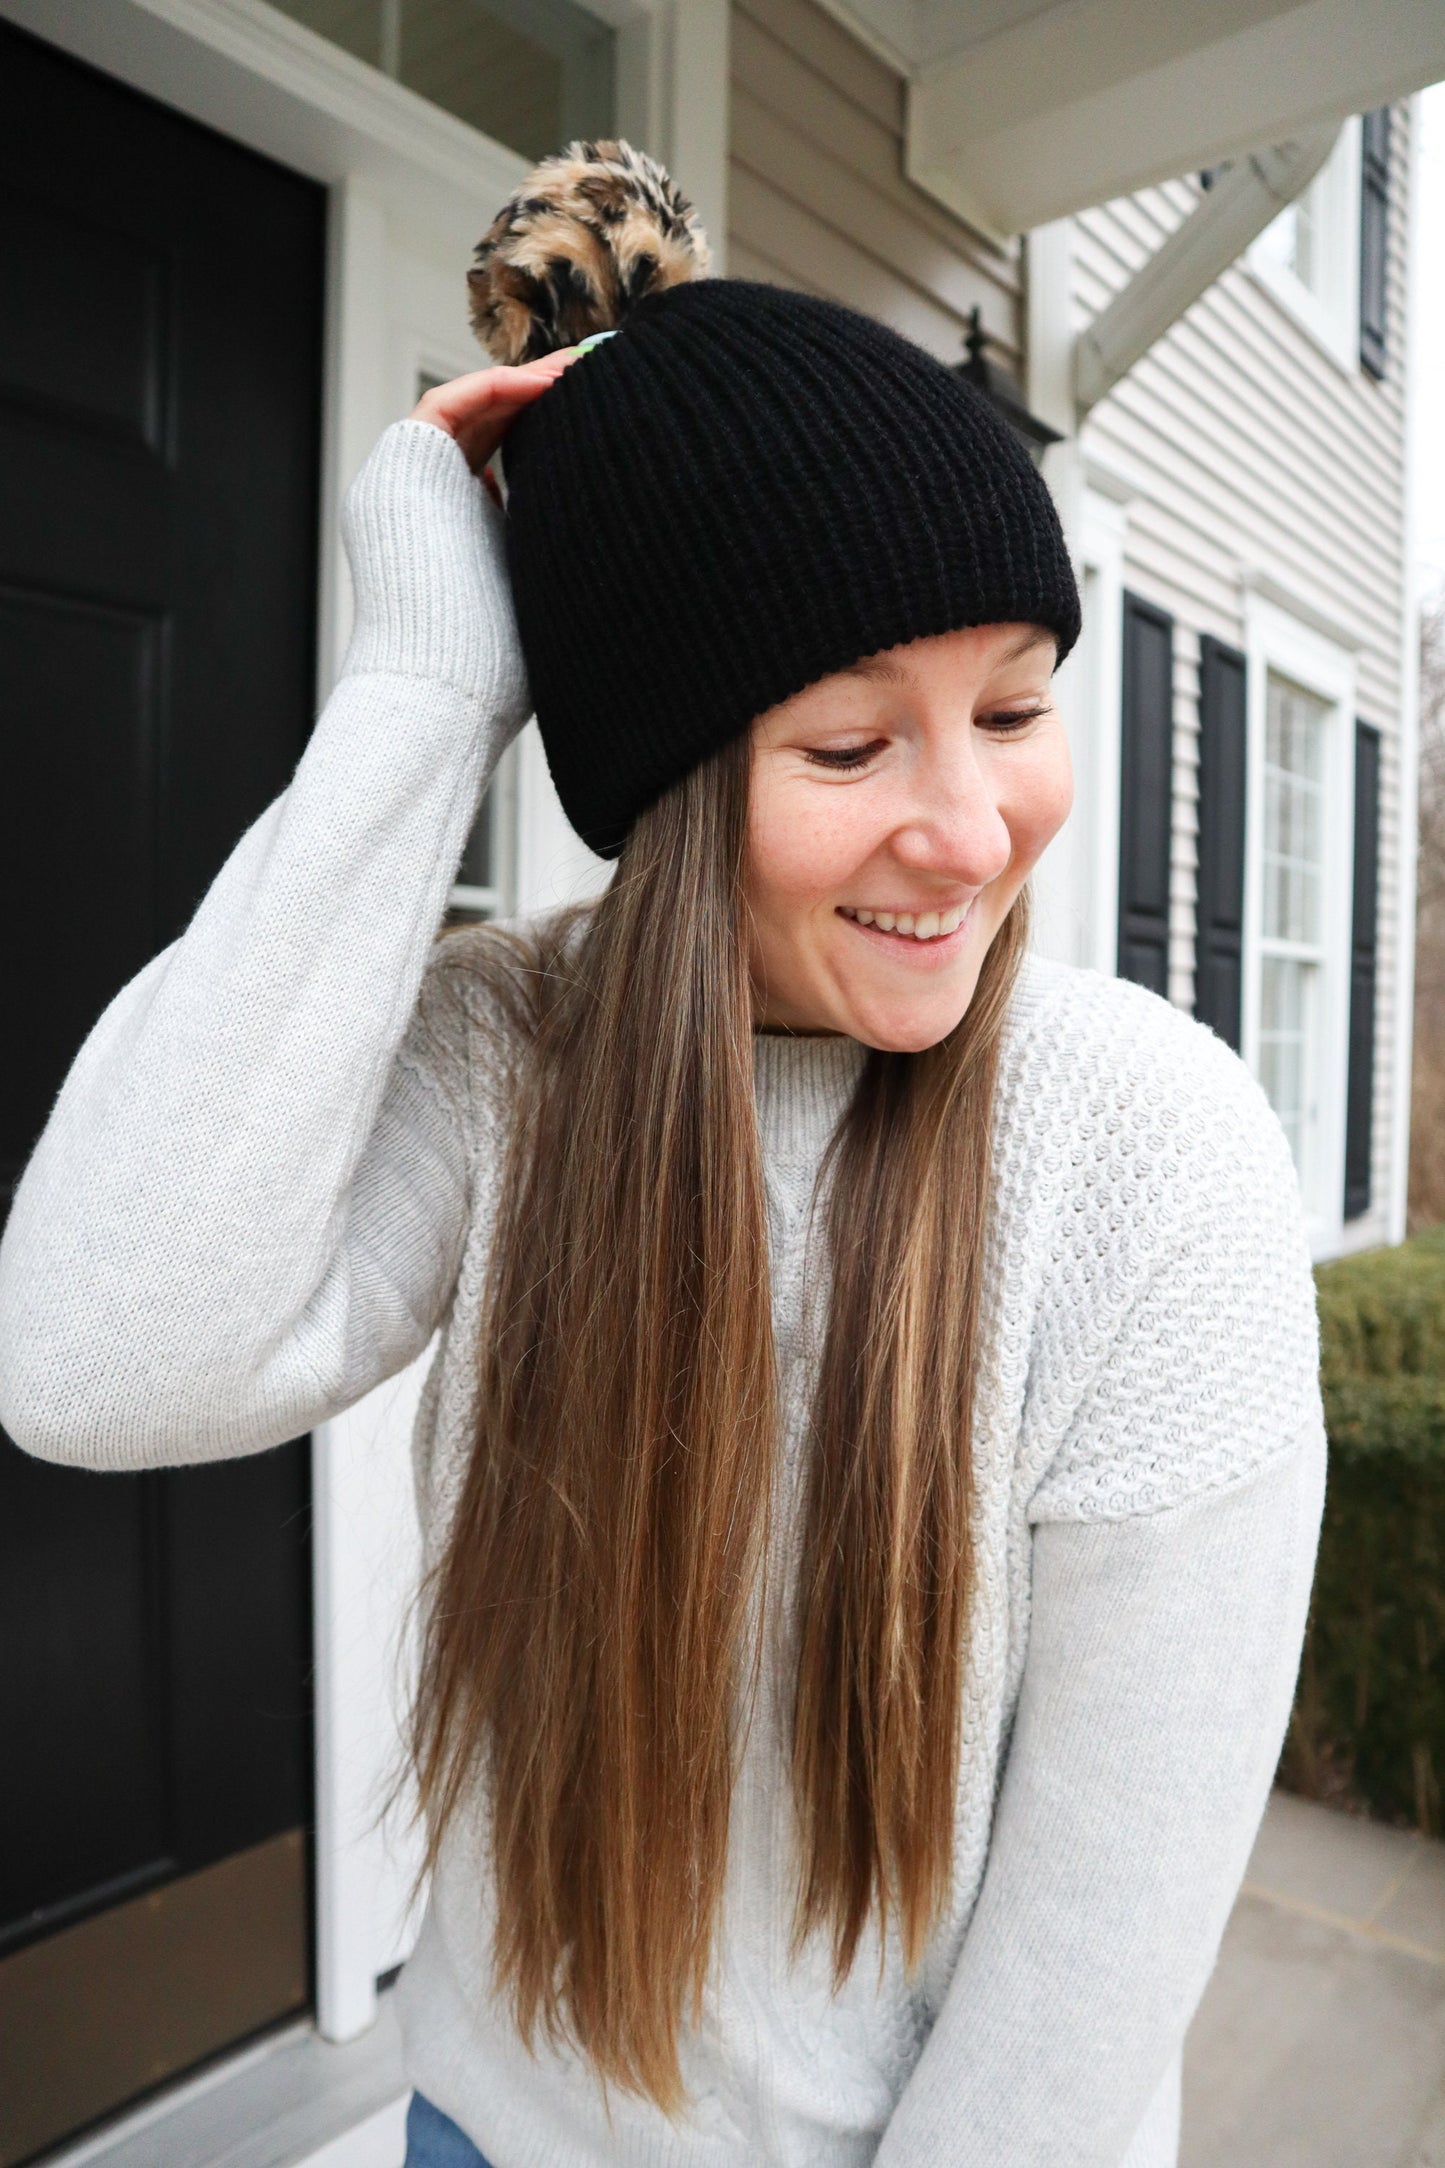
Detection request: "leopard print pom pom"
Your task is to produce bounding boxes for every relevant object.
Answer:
[468,139,711,366]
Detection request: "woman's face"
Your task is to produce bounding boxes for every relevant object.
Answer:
[744,622,1072,1050]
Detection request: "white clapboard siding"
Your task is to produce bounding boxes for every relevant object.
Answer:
[1075,108,1412,1247]
[729,0,1021,371]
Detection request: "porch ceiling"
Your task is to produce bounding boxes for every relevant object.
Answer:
[829,0,1445,239]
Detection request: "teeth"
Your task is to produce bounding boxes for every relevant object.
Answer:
[841,902,973,940]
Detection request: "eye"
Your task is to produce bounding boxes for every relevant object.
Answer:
[979,701,1050,734]
[803,739,887,771]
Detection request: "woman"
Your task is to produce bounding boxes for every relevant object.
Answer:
[0,144,1323,2168]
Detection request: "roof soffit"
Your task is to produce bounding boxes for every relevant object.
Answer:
[815,0,1445,239]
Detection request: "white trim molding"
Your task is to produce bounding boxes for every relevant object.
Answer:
[639,0,730,274]
[1073,485,1130,980]
[1238,565,1365,655]
[1241,590,1358,1258]
[1388,93,1425,1247]
[1032,464,1129,976]
[1024,217,1075,441]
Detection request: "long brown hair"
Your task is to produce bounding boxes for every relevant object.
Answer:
[410,731,1027,2111]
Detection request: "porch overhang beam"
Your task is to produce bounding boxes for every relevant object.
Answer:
[904,0,1445,242]
[1072,129,1339,417]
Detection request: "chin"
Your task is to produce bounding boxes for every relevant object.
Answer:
[835,959,982,1052]
[843,1001,971,1054]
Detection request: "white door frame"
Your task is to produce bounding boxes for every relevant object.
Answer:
[0,0,729,2045]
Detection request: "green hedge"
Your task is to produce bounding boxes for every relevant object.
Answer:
[1281,1223,1445,1831]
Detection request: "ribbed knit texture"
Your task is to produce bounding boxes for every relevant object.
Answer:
[342,418,533,708]
[0,423,1322,2168]
[501,280,1082,855]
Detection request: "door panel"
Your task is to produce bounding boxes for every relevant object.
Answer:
[0,20,324,2160]
[164,1452,313,1867]
[1,587,164,1158]
[0,195,168,450]
[1,1462,169,1936]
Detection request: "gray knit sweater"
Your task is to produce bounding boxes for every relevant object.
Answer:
[0,421,1326,2168]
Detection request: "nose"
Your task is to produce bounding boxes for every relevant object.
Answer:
[888,734,1012,888]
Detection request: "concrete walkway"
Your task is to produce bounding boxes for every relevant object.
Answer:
[1183,1791,1445,2167]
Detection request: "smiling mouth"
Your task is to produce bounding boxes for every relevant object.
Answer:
[837,901,973,943]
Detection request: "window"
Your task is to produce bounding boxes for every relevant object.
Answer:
[1241,593,1357,1251]
[1258,674,1329,1174]
[267,0,615,161]
[1248,117,1362,371]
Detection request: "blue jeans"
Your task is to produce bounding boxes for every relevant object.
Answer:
[404,2092,495,2167]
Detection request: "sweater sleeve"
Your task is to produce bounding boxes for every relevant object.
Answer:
[873,1431,1324,2168]
[875,1011,1327,2168]
[0,419,532,1470]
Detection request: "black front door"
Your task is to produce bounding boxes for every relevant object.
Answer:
[0,24,325,2162]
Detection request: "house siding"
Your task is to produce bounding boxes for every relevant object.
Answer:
[1073,109,1413,1250]
[728,0,1020,370]
[728,0,1413,1252]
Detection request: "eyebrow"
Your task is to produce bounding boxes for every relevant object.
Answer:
[837,654,912,687]
[995,626,1058,667]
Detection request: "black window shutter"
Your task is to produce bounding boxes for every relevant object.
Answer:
[1344,721,1382,1219]
[1118,593,1175,995]
[1360,106,1391,380]
[1194,636,1248,1049]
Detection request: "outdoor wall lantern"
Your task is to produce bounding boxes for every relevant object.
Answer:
[955,305,1064,466]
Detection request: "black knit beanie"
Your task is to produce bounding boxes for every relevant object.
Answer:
[471,143,1080,860]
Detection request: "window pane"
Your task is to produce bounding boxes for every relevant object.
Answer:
[271,0,382,66]
[268,0,614,160]
[1263,673,1328,947]
[1259,956,1311,1174]
[401,0,613,160]
[1302,770,1324,864]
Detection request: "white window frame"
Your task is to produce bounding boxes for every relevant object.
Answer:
[1247,114,1362,373]
[1241,590,1357,1256]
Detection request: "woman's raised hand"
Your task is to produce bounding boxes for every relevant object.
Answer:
[411,351,580,485]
